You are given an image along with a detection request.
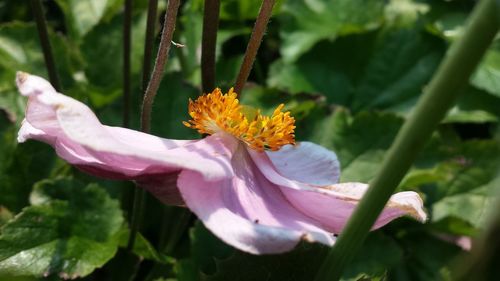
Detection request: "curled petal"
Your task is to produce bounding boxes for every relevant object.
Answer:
[266,142,340,186]
[177,145,335,254]
[249,150,426,233]
[16,72,237,183]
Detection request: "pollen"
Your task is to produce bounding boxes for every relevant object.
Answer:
[183,88,296,151]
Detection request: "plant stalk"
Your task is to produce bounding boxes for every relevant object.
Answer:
[201,0,220,93]
[140,0,181,133]
[142,0,159,91]
[127,0,181,250]
[126,186,146,250]
[314,0,498,280]
[123,0,133,128]
[30,0,61,91]
[234,0,275,95]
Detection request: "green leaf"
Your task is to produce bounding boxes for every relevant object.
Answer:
[0,141,57,213]
[388,232,461,281]
[80,9,146,95]
[341,232,403,281]
[427,11,500,99]
[385,0,430,27]
[0,22,80,121]
[430,141,500,228]
[351,27,443,112]
[54,0,123,39]
[426,12,467,42]
[300,109,403,182]
[0,178,124,278]
[279,0,385,62]
[268,27,444,112]
[444,86,500,123]
[471,42,500,98]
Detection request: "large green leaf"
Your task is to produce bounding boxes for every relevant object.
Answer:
[268,27,444,112]
[351,28,443,112]
[54,0,123,39]
[0,178,124,278]
[80,9,146,106]
[279,0,385,62]
[427,11,500,99]
[430,141,500,228]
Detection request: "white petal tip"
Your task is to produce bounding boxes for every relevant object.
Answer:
[389,191,427,222]
[16,71,30,96]
[15,72,56,97]
[16,71,29,84]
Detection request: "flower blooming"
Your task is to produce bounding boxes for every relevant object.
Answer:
[16,72,426,254]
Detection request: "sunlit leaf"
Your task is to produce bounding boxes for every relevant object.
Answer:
[471,43,500,98]
[54,0,123,39]
[0,178,124,278]
[279,0,385,62]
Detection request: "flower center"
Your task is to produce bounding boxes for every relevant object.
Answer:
[183,88,296,151]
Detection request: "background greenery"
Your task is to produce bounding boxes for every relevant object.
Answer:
[0,0,499,280]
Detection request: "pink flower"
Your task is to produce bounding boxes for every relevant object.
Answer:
[16,72,426,254]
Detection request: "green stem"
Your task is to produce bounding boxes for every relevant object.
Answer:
[142,0,159,91]
[127,187,146,251]
[234,0,275,96]
[127,0,181,250]
[201,0,220,93]
[164,209,192,254]
[30,0,61,91]
[158,206,192,254]
[314,0,498,280]
[123,0,132,128]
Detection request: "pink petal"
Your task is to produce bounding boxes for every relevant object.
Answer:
[16,72,237,186]
[249,149,426,233]
[177,145,335,254]
[266,142,340,186]
[435,234,472,251]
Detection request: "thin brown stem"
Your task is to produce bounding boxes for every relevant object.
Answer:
[122,0,133,128]
[201,0,220,93]
[140,0,181,133]
[234,0,275,95]
[128,0,181,250]
[142,0,159,91]
[30,0,61,91]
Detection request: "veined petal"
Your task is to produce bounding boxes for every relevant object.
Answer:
[266,142,340,186]
[249,149,426,233]
[16,72,237,182]
[177,145,335,254]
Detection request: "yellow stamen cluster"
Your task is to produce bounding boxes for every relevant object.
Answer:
[183,88,295,151]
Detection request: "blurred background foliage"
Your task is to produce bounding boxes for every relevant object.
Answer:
[0,0,499,280]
